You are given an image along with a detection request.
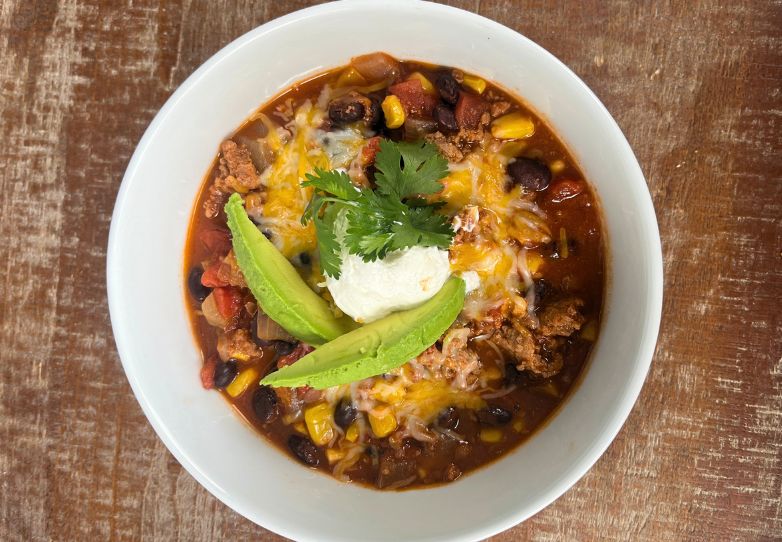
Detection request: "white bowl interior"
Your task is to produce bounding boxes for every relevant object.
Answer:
[107,2,662,541]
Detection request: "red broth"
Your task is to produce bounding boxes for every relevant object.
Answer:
[184,55,604,489]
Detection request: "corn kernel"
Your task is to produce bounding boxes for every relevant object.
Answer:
[483,365,502,381]
[480,428,504,443]
[304,402,335,446]
[513,420,525,433]
[491,113,535,139]
[326,448,346,464]
[559,227,569,259]
[407,72,436,94]
[336,67,367,87]
[293,422,307,434]
[526,251,544,275]
[550,159,566,174]
[500,140,527,157]
[371,381,405,403]
[581,320,598,341]
[345,422,360,443]
[534,381,560,398]
[225,367,259,398]
[382,95,406,129]
[462,74,487,94]
[369,406,398,438]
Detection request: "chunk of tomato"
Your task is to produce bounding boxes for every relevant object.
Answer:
[200,356,218,389]
[199,228,232,256]
[200,262,228,288]
[454,91,489,130]
[212,286,243,320]
[389,79,437,117]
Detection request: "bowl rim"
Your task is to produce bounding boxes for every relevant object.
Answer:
[107,1,663,540]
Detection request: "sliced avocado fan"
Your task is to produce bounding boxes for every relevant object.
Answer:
[225,193,353,345]
[261,277,466,389]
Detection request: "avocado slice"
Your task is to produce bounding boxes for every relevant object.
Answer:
[261,277,466,389]
[224,193,352,345]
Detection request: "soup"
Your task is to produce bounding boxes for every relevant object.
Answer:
[184,53,604,489]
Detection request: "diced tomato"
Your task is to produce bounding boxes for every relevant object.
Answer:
[275,342,316,396]
[389,79,438,117]
[548,179,585,203]
[199,228,232,256]
[200,357,217,389]
[201,262,228,288]
[361,136,382,165]
[277,343,315,368]
[212,286,243,320]
[454,91,489,130]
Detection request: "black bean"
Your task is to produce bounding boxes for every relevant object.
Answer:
[433,104,458,132]
[533,278,551,302]
[507,157,552,192]
[298,252,311,266]
[252,386,279,423]
[477,406,512,426]
[329,99,365,124]
[288,435,320,466]
[187,267,211,302]
[334,399,358,429]
[262,229,273,240]
[504,363,522,386]
[435,72,460,105]
[213,359,238,389]
[273,340,296,357]
[365,97,381,128]
[437,406,460,430]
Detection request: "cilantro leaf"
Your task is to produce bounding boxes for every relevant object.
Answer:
[374,140,449,199]
[300,139,454,276]
[389,206,454,252]
[302,168,361,201]
[313,204,343,278]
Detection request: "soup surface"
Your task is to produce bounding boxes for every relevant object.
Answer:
[185,53,604,489]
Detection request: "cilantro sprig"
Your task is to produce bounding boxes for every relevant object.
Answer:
[301,140,453,278]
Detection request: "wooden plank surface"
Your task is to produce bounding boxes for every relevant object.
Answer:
[1,0,780,540]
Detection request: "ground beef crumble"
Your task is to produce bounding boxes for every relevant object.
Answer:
[204,139,264,218]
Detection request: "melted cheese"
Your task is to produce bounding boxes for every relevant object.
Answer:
[440,147,552,318]
[256,102,329,258]
[369,372,485,425]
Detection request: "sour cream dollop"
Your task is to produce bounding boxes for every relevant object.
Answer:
[325,247,451,323]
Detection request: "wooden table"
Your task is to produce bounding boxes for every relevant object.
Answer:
[1,1,779,540]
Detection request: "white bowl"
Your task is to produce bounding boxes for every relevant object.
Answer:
[107,1,663,540]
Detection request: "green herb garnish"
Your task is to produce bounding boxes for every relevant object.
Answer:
[301,140,453,278]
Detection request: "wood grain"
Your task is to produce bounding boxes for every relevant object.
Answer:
[1,1,779,540]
